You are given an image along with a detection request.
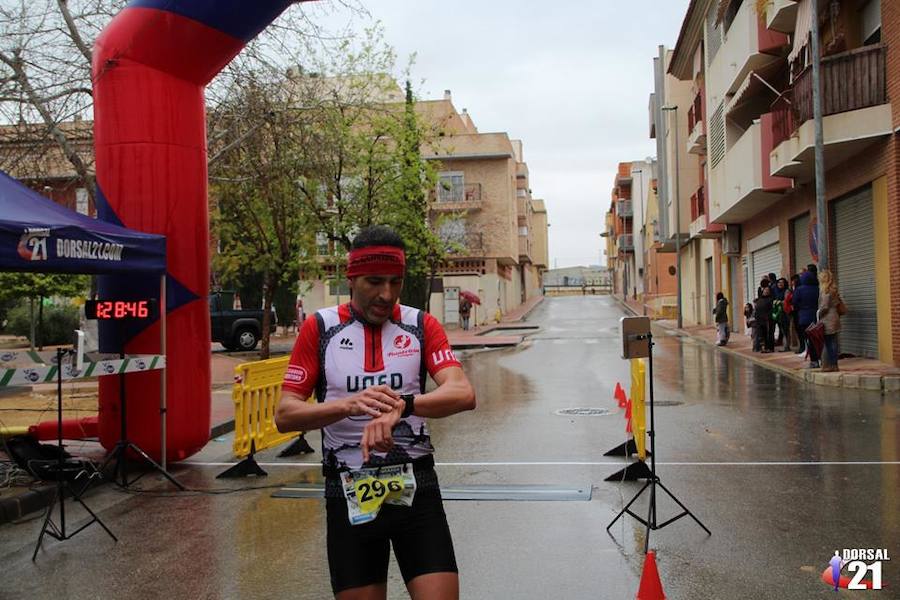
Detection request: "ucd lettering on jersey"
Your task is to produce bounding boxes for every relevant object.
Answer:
[282,303,461,471]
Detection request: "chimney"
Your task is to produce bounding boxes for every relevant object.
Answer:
[444,89,452,101]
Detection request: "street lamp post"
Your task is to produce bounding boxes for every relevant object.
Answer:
[810,0,828,270]
[661,105,682,329]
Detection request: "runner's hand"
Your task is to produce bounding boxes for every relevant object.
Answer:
[345,385,400,418]
[361,406,402,462]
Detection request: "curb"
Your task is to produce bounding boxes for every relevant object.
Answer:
[612,296,895,393]
[501,296,546,324]
[0,484,55,526]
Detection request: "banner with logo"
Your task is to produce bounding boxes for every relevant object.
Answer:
[0,170,166,275]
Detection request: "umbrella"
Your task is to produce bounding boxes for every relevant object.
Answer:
[460,290,481,305]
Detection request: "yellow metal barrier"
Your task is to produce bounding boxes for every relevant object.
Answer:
[218,356,314,478]
[232,356,298,458]
[630,358,648,461]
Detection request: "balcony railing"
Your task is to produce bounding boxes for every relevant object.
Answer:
[431,183,482,209]
[793,44,887,126]
[617,234,634,252]
[690,186,706,222]
[771,98,795,148]
[687,91,703,131]
[617,199,633,218]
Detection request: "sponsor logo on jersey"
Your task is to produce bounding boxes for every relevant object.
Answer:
[339,337,353,350]
[431,349,457,366]
[346,373,403,392]
[285,365,308,384]
[393,334,412,350]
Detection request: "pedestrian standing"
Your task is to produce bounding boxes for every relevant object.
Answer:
[817,269,844,372]
[459,298,472,331]
[773,278,791,351]
[786,274,800,351]
[713,292,729,346]
[793,271,820,367]
[754,286,775,353]
[744,302,756,348]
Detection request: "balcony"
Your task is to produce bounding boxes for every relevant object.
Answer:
[764,0,798,34]
[687,92,706,154]
[518,235,532,260]
[617,234,634,252]
[617,199,633,218]
[716,0,789,97]
[710,118,791,223]
[770,45,892,181]
[430,183,482,211]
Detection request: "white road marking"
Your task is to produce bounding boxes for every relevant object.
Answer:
[181,460,900,467]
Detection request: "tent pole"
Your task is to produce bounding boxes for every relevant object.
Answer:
[160,274,167,471]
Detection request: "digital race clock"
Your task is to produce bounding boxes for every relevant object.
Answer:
[84,299,158,320]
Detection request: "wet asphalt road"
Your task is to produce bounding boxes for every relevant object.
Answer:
[1,296,897,599]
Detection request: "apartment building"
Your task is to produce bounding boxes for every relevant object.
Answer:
[0,119,95,217]
[304,91,550,327]
[605,159,676,312]
[661,0,897,364]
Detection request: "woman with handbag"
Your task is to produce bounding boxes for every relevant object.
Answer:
[792,271,820,367]
[817,270,845,372]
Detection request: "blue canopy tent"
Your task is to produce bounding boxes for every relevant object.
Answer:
[0,169,165,274]
[0,169,173,468]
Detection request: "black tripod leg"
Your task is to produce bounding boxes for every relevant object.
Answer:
[127,443,185,490]
[32,489,59,561]
[656,480,711,535]
[644,480,656,554]
[73,493,118,542]
[606,480,651,531]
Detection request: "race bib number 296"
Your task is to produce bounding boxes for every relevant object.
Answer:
[340,464,416,525]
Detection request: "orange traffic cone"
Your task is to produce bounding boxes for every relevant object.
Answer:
[615,383,627,408]
[636,550,666,599]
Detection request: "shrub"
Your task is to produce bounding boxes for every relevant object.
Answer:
[5,301,81,346]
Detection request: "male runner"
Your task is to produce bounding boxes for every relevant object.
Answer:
[275,225,476,600]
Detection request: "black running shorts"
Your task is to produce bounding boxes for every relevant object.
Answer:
[325,483,458,594]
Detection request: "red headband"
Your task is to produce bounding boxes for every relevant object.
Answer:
[346,246,406,278]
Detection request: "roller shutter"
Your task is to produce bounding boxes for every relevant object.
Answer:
[833,187,877,358]
[750,243,782,298]
[791,213,813,275]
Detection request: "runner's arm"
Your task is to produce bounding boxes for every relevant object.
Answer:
[402,365,475,419]
[275,386,400,433]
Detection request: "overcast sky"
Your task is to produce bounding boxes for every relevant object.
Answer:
[307,0,689,269]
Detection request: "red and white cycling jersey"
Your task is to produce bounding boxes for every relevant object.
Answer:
[282,303,461,471]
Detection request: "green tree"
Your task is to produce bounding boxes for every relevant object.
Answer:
[0,272,89,349]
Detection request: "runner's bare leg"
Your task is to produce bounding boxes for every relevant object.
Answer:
[407,572,459,600]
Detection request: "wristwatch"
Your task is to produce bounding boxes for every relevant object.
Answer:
[400,394,415,418]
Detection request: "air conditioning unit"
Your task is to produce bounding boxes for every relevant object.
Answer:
[723,225,741,255]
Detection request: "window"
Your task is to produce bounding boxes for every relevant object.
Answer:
[76,188,89,216]
[516,188,527,198]
[861,0,882,45]
[518,226,528,236]
[437,172,464,202]
[316,232,330,256]
[438,216,467,245]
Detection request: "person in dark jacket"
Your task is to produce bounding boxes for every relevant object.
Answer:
[773,277,790,350]
[756,277,771,301]
[786,274,801,351]
[713,292,729,346]
[792,270,820,367]
[754,286,775,353]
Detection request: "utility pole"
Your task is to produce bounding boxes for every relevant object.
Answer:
[810,0,828,270]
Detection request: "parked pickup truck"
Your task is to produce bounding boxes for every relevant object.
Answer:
[209,291,276,351]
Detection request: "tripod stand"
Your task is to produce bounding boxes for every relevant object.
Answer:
[607,332,710,553]
[99,326,183,490]
[33,348,117,561]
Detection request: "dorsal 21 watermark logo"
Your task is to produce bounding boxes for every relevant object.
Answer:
[821,548,890,591]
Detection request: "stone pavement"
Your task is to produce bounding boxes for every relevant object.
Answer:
[615,294,900,393]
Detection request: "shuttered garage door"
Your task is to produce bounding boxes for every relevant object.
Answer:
[791,213,813,275]
[751,243,782,295]
[833,188,877,358]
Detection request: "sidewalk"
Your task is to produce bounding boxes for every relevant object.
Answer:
[614,295,900,393]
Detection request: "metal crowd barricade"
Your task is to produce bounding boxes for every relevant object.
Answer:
[218,356,313,479]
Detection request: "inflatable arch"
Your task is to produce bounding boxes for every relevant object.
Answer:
[93,1,311,461]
